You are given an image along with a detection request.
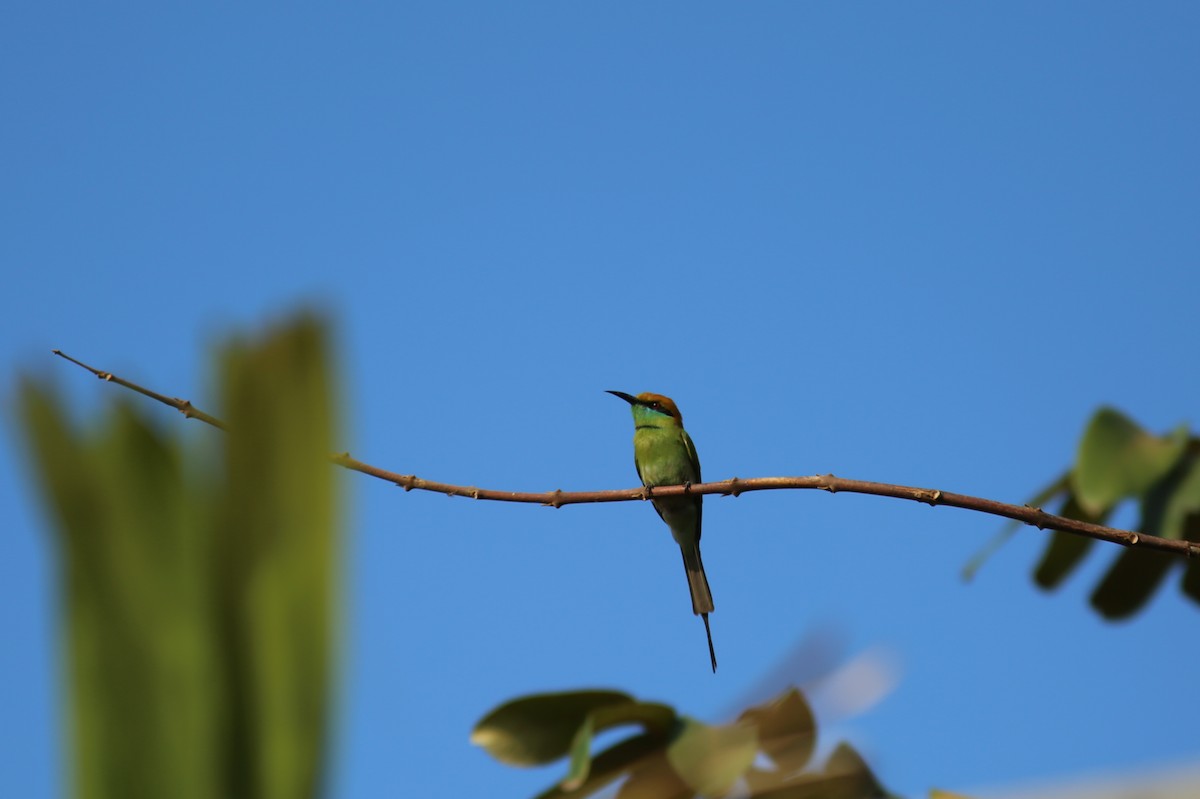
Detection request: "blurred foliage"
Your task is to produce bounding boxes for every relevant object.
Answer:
[17,315,339,799]
[472,686,930,799]
[970,407,1200,619]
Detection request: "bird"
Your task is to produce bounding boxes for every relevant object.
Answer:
[607,390,717,672]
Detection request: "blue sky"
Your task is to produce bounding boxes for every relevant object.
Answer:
[3,4,1199,797]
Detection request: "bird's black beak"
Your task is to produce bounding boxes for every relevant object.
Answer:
[606,390,638,406]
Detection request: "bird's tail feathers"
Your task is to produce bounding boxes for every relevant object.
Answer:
[680,544,714,615]
[702,613,717,672]
[681,545,716,672]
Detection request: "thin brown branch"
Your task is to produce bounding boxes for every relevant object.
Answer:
[52,350,1200,560]
[52,349,227,430]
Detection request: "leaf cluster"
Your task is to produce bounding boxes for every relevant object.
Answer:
[471,687,907,799]
[1015,407,1200,617]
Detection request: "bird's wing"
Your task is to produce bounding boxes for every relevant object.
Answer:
[634,453,667,522]
[682,430,701,483]
[682,429,703,539]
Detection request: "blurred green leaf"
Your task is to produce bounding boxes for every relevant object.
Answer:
[533,734,667,799]
[1033,533,1091,590]
[568,698,678,788]
[1153,453,1200,541]
[17,380,96,551]
[19,385,220,799]
[751,742,891,799]
[1175,457,1200,603]
[1090,453,1200,619]
[472,690,635,766]
[214,314,339,799]
[737,687,816,774]
[612,752,692,799]
[818,742,891,799]
[1181,557,1200,604]
[590,700,678,737]
[1032,494,1105,590]
[17,314,340,799]
[666,717,758,798]
[1090,548,1175,620]
[963,471,1069,581]
[562,713,595,790]
[1072,408,1188,516]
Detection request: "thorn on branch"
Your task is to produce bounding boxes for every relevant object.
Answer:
[728,477,741,498]
[546,489,564,509]
[1130,533,1140,545]
[822,474,837,493]
[470,487,481,500]
[641,486,653,501]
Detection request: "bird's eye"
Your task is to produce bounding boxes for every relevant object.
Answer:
[649,402,660,411]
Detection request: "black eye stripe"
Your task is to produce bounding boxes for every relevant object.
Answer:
[642,400,669,416]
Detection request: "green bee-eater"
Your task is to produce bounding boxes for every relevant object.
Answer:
[607,390,717,672]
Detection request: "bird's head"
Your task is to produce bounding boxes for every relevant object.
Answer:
[606,391,684,427]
